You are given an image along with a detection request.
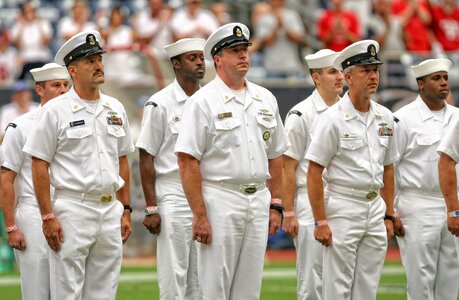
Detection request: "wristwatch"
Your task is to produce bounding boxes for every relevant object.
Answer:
[384,215,396,222]
[144,206,159,216]
[270,203,284,215]
[123,205,133,213]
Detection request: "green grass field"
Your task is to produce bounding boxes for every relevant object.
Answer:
[0,261,408,300]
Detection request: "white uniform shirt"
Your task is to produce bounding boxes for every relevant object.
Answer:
[175,75,289,184]
[284,89,331,187]
[2,108,40,199]
[23,87,135,194]
[438,113,459,162]
[10,19,53,62]
[395,97,459,193]
[136,79,188,176]
[306,92,398,190]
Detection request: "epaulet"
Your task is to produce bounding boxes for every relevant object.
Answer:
[393,116,399,123]
[5,122,17,131]
[287,110,302,117]
[145,100,158,107]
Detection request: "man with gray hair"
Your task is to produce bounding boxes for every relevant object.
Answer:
[0,63,70,300]
[306,40,398,299]
[283,49,343,300]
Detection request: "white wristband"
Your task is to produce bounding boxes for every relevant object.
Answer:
[448,210,459,218]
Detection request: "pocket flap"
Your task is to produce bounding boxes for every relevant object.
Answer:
[107,126,126,138]
[416,134,440,146]
[340,138,364,150]
[214,117,241,131]
[256,115,277,128]
[66,126,93,139]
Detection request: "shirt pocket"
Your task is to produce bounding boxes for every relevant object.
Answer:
[378,136,389,148]
[416,134,440,146]
[256,115,277,147]
[339,138,364,151]
[416,134,441,162]
[214,117,241,149]
[65,126,93,156]
[106,126,126,154]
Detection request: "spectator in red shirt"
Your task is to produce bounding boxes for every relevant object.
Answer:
[392,0,432,55]
[317,0,361,51]
[428,0,459,53]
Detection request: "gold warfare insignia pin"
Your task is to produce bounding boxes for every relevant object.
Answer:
[235,26,242,37]
[87,34,96,45]
[369,44,376,57]
[263,131,270,141]
[218,112,233,119]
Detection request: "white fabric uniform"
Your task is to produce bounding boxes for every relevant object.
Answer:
[394,97,459,300]
[306,93,398,300]
[284,89,333,300]
[2,108,50,300]
[175,75,289,300]
[136,79,198,300]
[10,19,53,63]
[23,87,135,300]
[438,115,459,256]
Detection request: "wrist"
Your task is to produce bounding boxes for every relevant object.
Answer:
[271,198,282,205]
[314,219,328,227]
[448,210,459,218]
[270,203,284,215]
[144,206,159,216]
[384,214,396,222]
[123,204,132,213]
[6,225,18,233]
[42,212,55,221]
[283,211,295,218]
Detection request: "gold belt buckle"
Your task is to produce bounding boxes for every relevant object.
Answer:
[100,194,113,203]
[366,191,377,200]
[242,184,257,195]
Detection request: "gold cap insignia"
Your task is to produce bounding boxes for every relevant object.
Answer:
[368,44,376,57]
[234,26,242,37]
[87,34,96,46]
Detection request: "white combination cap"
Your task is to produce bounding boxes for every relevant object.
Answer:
[55,30,106,66]
[204,22,251,61]
[411,58,452,78]
[333,40,382,71]
[164,38,206,58]
[305,49,338,69]
[30,63,70,82]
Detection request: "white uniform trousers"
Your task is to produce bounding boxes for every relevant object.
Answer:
[323,192,387,300]
[294,187,323,300]
[198,182,271,300]
[49,193,124,300]
[156,175,198,300]
[395,189,459,300]
[14,197,51,300]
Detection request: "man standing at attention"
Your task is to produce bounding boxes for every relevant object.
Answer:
[175,23,289,299]
[282,49,343,300]
[136,38,206,300]
[23,30,135,299]
[398,59,459,299]
[0,63,69,300]
[306,40,398,300]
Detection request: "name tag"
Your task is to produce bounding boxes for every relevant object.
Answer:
[69,120,85,127]
[218,112,233,119]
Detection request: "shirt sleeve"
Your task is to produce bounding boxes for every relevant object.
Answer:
[135,101,167,156]
[383,113,399,166]
[438,116,459,162]
[283,111,308,161]
[174,98,209,160]
[305,113,339,167]
[117,106,135,157]
[2,121,26,173]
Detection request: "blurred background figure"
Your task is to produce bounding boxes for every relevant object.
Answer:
[427,0,459,55]
[170,0,219,40]
[0,80,37,140]
[9,1,53,80]
[210,2,231,26]
[317,0,361,51]
[254,0,306,80]
[0,28,21,87]
[57,0,97,45]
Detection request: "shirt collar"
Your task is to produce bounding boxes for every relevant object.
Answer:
[68,86,112,113]
[215,75,262,104]
[311,89,332,113]
[341,92,383,121]
[172,79,190,103]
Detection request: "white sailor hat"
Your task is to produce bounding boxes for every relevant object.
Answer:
[333,40,382,71]
[164,38,206,59]
[55,30,106,66]
[204,22,252,61]
[305,49,338,69]
[411,58,452,79]
[30,63,70,82]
